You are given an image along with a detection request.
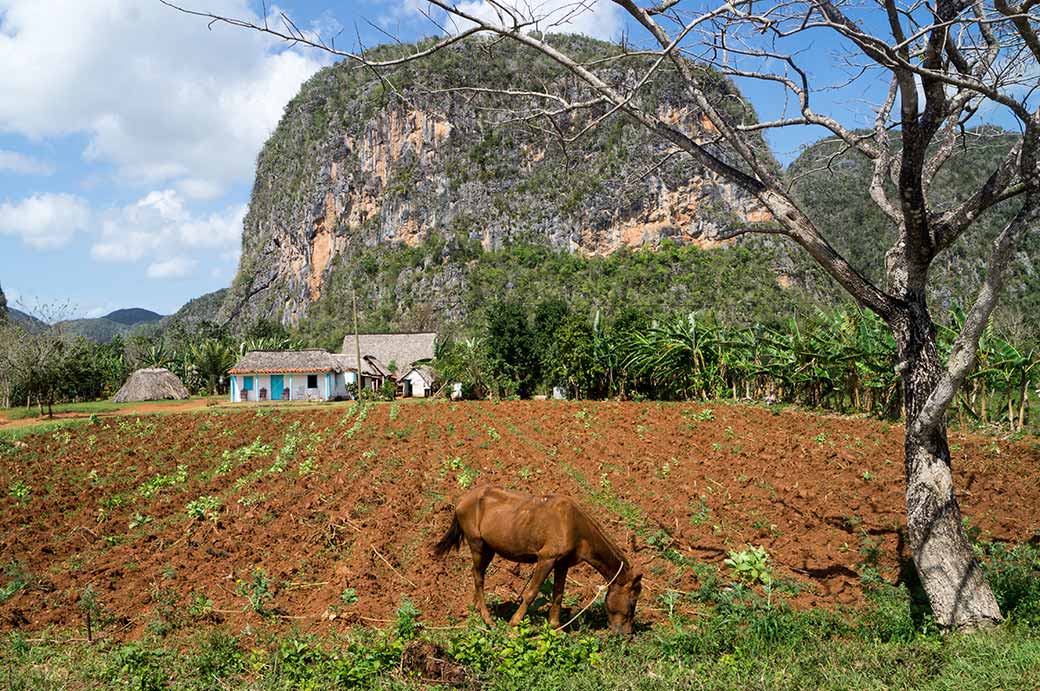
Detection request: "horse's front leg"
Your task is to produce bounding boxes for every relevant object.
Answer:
[508,558,554,627]
[549,561,569,628]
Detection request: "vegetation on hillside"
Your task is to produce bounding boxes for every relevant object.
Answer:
[294,236,813,349]
[222,34,770,327]
[786,128,1038,340]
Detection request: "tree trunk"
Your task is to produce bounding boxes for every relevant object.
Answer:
[893,307,1003,630]
[980,380,988,424]
[1016,379,1029,433]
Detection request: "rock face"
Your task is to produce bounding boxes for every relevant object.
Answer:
[218,35,770,328]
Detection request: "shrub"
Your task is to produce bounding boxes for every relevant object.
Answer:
[448,619,600,680]
[724,545,773,587]
[185,495,222,522]
[190,631,244,688]
[979,540,1040,625]
[236,568,274,616]
[103,644,168,691]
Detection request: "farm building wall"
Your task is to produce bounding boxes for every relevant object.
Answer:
[229,373,330,402]
[402,369,430,397]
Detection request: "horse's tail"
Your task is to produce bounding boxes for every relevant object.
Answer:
[433,513,464,557]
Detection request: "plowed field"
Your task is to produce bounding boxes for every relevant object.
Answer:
[2,401,1038,638]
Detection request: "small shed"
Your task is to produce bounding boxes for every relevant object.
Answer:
[400,365,435,398]
[112,368,190,403]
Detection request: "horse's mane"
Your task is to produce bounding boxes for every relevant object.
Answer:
[573,501,630,573]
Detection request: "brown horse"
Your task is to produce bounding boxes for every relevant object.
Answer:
[433,485,642,633]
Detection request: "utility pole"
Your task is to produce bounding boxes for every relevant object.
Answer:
[353,290,362,394]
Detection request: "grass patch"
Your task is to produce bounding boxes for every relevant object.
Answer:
[0,401,126,421]
[2,596,1038,690]
[0,418,90,441]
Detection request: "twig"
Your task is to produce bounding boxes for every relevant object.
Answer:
[285,581,329,590]
[372,546,418,588]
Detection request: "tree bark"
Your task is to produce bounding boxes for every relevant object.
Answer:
[893,305,1003,630]
[1016,379,1029,432]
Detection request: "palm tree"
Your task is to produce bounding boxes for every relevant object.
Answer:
[188,339,236,395]
[142,343,174,370]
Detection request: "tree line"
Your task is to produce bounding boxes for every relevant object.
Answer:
[3,302,1033,434]
[0,314,296,414]
[437,301,1037,434]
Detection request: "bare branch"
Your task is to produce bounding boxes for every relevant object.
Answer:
[912,198,1039,435]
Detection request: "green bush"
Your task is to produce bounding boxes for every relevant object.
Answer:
[724,545,773,587]
[980,540,1040,625]
[102,644,168,691]
[449,619,601,681]
[190,631,244,689]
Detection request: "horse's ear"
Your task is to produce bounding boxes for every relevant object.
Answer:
[631,571,643,587]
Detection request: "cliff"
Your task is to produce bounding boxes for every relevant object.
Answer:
[218,35,772,329]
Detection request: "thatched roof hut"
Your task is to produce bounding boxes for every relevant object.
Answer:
[229,349,340,375]
[337,333,437,375]
[112,368,190,403]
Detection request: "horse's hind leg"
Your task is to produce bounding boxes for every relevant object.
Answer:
[549,561,569,628]
[468,542,495,626]
[508,558,554,627]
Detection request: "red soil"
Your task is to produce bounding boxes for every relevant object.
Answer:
[1,400,1037,638]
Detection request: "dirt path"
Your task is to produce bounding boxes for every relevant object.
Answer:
[0,398,214,431]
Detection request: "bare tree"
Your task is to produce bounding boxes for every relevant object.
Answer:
[163,0,1039,630]
[0,302,75,416]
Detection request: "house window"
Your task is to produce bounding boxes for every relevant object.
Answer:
[307,374,318,389]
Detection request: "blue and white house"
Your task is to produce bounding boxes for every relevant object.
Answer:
[227,333,437,402]
[228,350,350,402]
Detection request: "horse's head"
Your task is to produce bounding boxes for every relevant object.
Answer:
[605,569,642,634]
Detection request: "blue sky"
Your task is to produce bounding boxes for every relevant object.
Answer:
[0,1,1014,320]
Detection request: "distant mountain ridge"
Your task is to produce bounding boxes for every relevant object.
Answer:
[103,308,163,326]
[57,308,166,343]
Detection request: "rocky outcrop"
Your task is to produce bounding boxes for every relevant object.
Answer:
[218,36,771,328]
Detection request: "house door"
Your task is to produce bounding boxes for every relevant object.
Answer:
[402,379,413,397]
[270,375,284,400]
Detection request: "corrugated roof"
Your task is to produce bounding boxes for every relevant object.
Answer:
[229,350,340,374]
[338,332,436,374]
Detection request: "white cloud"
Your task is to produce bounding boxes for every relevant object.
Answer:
[91,189,244,277]
[0,149,54,175]
[84,305,110,319]
[0,193,90,249]
[402,0,623,41]
[176,178,225,201]
[0,0,329,190]
[146,256,197,280]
